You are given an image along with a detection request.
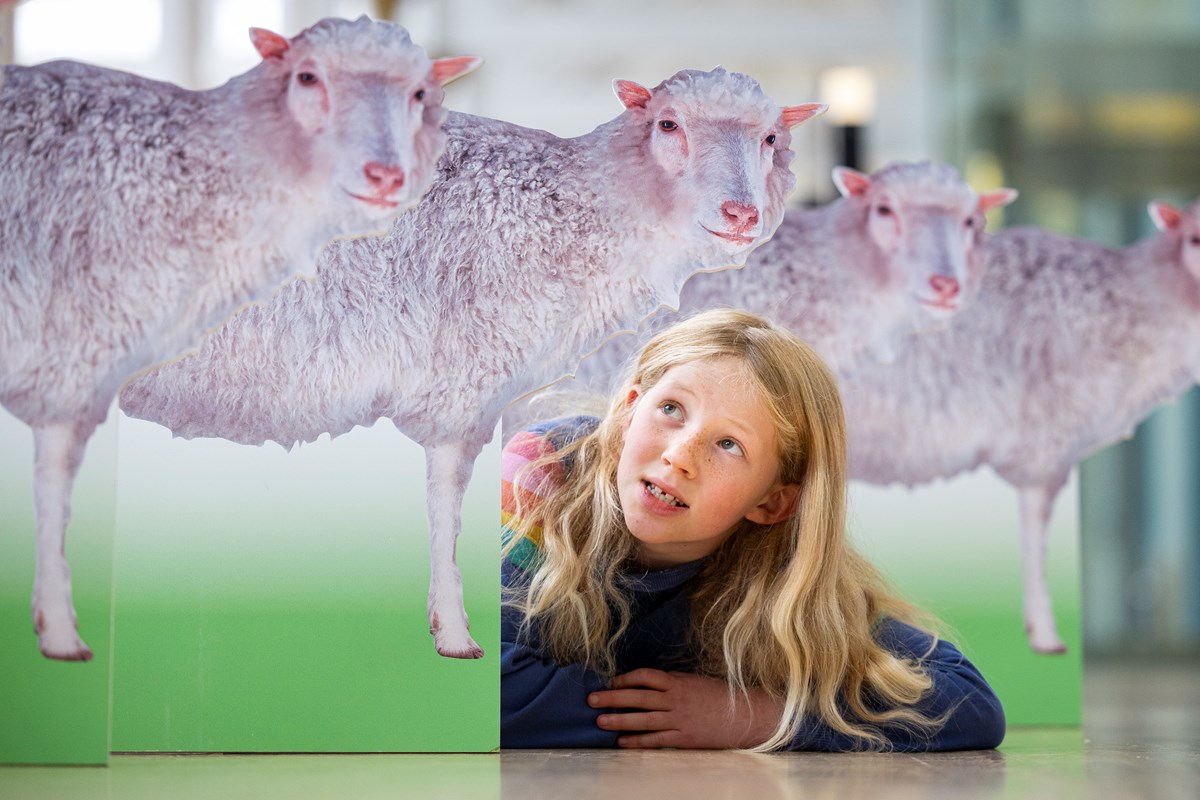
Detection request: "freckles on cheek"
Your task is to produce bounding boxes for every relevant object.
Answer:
[703,456,731,487]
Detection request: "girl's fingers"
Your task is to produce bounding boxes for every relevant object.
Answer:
[595,710,673,731]
[616,731,679,749]
[588,688,670,710]
[610,668,674,691]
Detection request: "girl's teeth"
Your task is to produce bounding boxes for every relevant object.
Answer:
[646,482,683,507]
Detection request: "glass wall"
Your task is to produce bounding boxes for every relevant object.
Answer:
[941,0,1200,655]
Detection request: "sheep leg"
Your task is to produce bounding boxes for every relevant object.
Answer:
[1017,479,1068,654]
[31,420,95,661]
[423,439,485,659]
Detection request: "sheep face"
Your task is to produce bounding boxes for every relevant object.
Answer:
[1183,203,1200,284]
[836,161,1016,319]
[1150,200,1200,288]
[614,69,822,271]
[251,17,479,231]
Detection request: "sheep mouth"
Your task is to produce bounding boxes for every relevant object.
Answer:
[918,297,958,312]
[345,190,402,210]
[701,225,757,246]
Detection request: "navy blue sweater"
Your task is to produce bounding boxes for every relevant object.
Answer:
[502,556,1005,751]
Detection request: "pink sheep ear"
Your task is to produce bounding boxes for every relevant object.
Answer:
[431,55,483,86]
[1149,201,1183,232]
[832,166,871,198]
[781,103,827,129]
[250,28,290,60]
[613,79,652,110]
[979,188,1019,212]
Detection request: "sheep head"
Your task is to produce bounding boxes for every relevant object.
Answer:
[612,67,823,271]
[1150,199,1200,288]
[834,160,1016,319]
[249,16,480,232]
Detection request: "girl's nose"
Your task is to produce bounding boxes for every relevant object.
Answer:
[661,433,698,476]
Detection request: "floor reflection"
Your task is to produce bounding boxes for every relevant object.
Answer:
[500,747,1009,800]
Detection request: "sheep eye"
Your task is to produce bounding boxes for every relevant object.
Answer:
[965,216,976,228]
[765,134,777,145]
[876,204,893,216]
[658,120,678,132]
[414,88,426,101]
[1190,235,1200,246]
[297,72,319,86]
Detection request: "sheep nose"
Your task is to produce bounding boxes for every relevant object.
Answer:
[364,161,406,195]
[929,275,959,299]
[721,201,760,234]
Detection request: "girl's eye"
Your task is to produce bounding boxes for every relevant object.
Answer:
[717,438,744,457]
[660,402,682,419]
[765,133,776,145]
[297,72,319,86]
[658,120,678,132]
[414,88,426,101]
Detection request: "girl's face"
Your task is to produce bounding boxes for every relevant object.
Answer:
[616,357,801,569]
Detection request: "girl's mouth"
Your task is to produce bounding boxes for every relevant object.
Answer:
[645,481,687,508]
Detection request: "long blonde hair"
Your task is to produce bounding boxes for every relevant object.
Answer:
[504,308,941,751]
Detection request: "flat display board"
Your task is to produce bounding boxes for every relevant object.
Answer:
[0,410,116,765]
[109,417,499,752]
[850,472,1082,726]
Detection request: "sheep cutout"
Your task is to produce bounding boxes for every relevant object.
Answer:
[121,67,826,659]
[0,16,481,662]
[839,199,1200,654]
[503,160,1016,434]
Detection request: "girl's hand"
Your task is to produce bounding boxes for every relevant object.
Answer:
[587,668,784,749]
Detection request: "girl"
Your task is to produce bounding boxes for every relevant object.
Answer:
[501,308,1004,751]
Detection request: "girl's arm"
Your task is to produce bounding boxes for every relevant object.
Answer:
[501,640,618,748]
[846,618,1006,752]
[590,619,1005,752]
[501,562,619,748]
[588,668,786,749]
[503,417,625,747]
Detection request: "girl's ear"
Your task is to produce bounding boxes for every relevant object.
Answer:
[622,386,642,430]
[745,483,802,525]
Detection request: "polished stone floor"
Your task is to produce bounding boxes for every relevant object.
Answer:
[1,658,1196,799]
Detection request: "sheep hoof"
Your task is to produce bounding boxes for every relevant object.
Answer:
[434,630,485,660]
[37,629,94,662]
[1030,638,1068,655]
[428,610,484,658]
[33,604,94,661]
[1025,621,1067,655]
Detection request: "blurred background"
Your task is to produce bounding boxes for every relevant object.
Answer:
[2,0,1198,660]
